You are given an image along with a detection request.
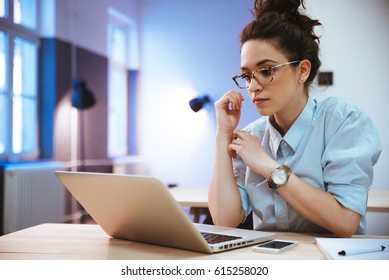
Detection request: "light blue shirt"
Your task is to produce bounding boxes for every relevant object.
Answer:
[234,97,381,234]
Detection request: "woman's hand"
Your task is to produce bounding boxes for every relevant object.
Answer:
[214,90,244,135]
[229,130,277,175]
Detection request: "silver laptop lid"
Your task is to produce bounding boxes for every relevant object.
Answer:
[55,171,275,253]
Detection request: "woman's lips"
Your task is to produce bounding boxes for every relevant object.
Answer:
[253,97,269,106]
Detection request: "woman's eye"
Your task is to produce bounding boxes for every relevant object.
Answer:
[259,69,272,77]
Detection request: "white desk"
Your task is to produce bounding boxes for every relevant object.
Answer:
[367,190,389,212]
[170,187,389,219]
[1,223,388,260]
[0,223,326,259]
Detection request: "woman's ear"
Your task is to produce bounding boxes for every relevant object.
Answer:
[298,59,311,83]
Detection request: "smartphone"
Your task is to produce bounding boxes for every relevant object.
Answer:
[253,240,298,254]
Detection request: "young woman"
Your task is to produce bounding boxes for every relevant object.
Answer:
[208,0,381,237]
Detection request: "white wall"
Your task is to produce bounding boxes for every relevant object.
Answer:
[53,0,140,63]
[138,0,389,192]
[138,0,255,186]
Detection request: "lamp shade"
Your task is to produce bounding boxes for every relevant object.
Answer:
[71,78,96,110]
[189,95,210,112]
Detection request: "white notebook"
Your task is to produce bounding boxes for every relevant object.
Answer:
[315,237,389,260]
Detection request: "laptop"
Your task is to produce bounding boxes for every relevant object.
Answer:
[55,171,275,254]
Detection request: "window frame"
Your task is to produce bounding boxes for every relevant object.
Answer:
[0,0,40,161]
[107,10,132,158]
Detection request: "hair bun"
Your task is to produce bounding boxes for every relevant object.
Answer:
[254,0,303,18]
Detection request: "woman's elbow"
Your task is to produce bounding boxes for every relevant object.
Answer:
[335,229,354,238]
[209,208,244,228]
[332,212,361,238]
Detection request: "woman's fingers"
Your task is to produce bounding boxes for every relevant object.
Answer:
[215,90,244,111]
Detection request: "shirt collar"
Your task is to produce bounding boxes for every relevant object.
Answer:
[268,119,282,157]
[268,97,316,154]
[284,97,316,152]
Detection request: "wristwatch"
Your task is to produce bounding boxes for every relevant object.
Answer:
[268,165,292,189]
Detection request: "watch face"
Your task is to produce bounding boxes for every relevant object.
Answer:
[272,169,287,185]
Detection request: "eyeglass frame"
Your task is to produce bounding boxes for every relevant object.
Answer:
[232,60,301,89]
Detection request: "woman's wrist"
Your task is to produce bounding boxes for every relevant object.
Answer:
[215,129,233,138]
[252,158,280,179]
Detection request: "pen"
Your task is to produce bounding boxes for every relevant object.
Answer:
[338,245,386,256]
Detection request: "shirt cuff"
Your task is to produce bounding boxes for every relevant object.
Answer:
[237,184,252,223]
[328,183,368,216]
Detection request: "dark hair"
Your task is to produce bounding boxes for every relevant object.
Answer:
[241,0,322,86]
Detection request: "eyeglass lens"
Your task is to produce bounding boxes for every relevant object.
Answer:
[236,69,273,88]
[234,61,300,89]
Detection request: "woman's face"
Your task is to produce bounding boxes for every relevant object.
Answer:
[240,39,306,119]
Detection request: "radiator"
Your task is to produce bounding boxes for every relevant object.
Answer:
[2,161,66,234]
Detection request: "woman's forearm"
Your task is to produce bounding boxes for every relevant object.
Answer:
[277,174,361,237]
[208,132,244,227]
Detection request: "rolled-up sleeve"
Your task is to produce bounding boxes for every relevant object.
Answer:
[322,104,381,216]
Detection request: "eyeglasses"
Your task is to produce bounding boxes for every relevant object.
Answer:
[232,60,301,89]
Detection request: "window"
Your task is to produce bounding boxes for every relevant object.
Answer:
[12,37,38,154]
[13,0,37,29]
[0,31,6,154]
[0,0,39,160]
[107,11,130,157]
[0,0,5,17]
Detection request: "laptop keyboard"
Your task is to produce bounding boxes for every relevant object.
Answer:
[200,231,243,244]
